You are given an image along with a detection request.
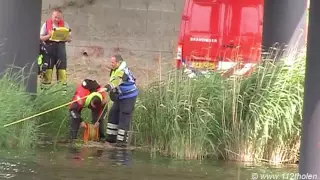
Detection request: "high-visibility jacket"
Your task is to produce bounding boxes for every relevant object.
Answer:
[70,84,107,111]
[109,62,138,100]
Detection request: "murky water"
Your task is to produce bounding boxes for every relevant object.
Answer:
[0,145,298,180]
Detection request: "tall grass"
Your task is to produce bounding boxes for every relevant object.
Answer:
[34,84,100,143]
[33,84,76,142]
[0,69,39,149]
[0,68,92,148]
[0,52,305,165]
[132,54,305,164]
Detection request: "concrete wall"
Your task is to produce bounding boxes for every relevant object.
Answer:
[41,0,184,84]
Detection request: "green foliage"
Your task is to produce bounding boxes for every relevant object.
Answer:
[132,55,305,164]
[34,84,75,141]
[0,70,92,148]
[34,84,96,142]
[0,54,306,165]
[0,70,39,149]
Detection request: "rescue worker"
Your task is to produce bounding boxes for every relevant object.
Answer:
[104,54,139,148]
[40,8,71,88]
[69,79,107,142]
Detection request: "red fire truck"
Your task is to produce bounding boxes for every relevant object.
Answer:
[176,0,264,76]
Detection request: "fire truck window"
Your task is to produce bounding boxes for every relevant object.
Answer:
[240,7,259,34]
[190,3,220,33]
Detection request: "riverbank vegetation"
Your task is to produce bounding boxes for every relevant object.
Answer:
[0,70,39,149]
[132,54,305,164]
[0,69,76,149]
[0,53,305,164]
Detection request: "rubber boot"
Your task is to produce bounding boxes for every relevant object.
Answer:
[116,129,129,148]
[57,69,67,92]
[57,69,67,85]
[106,123,118,143]
[69,126,79,144]
[70,130,78,140]
[41,69,53,90]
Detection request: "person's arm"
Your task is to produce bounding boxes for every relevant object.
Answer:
[40,23,51,41]
[103,62,128,92]
[105,70,125,91]
[110,70,125,88]
[109,61,127,87]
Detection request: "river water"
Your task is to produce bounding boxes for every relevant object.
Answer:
[0,145,299,180]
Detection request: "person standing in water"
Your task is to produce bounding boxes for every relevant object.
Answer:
[104,55,139,148]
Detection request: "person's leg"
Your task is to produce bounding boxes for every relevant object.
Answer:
[117,96,137,147]
[56,42,67,86]
[69,102,81,141]
[98,117,106,141]
[106,101,120,144]
[41,43,54,89]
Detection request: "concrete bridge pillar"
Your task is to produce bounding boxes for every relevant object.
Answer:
[0,0,42,93]
[299,0,320,179]
[262,0,307,60]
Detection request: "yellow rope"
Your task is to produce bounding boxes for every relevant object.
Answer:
[3,88,107,128]
[97,100,109,123]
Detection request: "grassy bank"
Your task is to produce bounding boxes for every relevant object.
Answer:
[0,70,90,148]
[132,55,305,164]
[34,84,75,142]
[34,83,105,143]
[0,70,39,149]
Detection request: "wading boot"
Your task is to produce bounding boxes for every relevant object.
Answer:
[57,69,68,93]
[41,69,53,90]
[106,123,118,143]
[69,129,79,144]
[116,129,129,148]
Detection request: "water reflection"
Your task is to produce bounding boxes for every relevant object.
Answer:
[66,146,132,167]
[0,162,17,179]
[0,159,37,179]
[0,149,39,180]
[108,148,131,167]
[0,146,299,180]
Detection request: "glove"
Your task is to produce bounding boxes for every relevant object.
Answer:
[104,84,112,92]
